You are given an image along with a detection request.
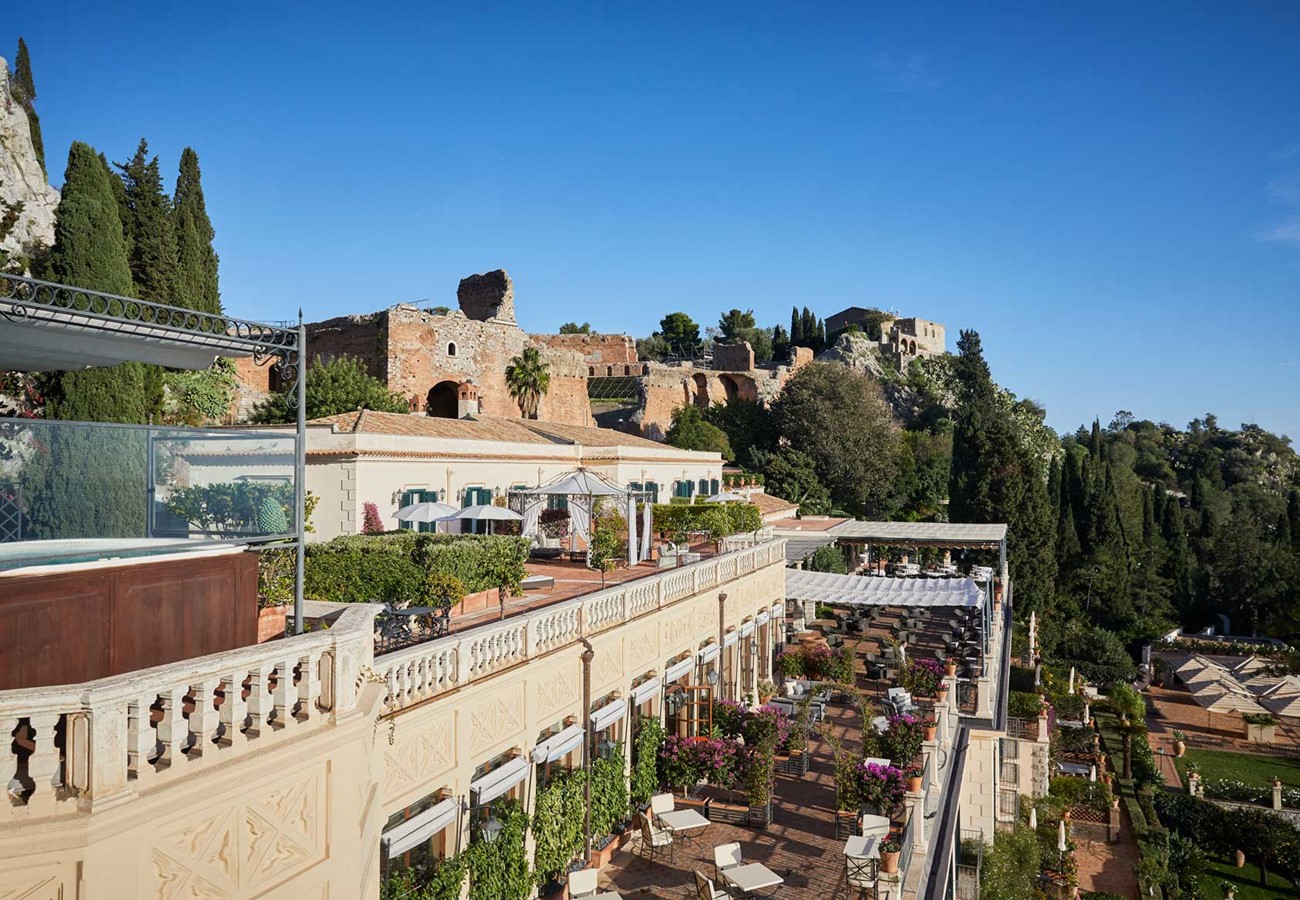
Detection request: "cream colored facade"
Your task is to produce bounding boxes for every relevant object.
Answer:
[0,537,785,898]
[247,412,726,541]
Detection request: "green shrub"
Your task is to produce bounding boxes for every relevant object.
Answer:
[651,503,762,542]
[1008,691,1042,720]
[466,800,531,900]
[630,716,665,806]
[532,769,586,885]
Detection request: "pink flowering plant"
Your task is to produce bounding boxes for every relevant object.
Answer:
[658,735,743,794]
[901,658,945,697]
[712,699,748,739]
[742,705,792,748]
[856,761,907,812]
[805,644,833,678]
[881,714,925,766]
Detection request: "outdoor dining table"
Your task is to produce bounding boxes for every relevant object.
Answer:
[658,808,709,845]
[722,863,784,897]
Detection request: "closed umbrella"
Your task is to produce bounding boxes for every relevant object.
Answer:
[1058,819,1067,853]
[1028,807,1037,830]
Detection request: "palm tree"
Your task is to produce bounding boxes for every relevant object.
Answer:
[505,347,550,419]
[1109,683,1146,781]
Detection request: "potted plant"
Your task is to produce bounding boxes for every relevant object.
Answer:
[906,765,923,793]
[922,717,937,742]
[1171,729,1186,758]
[1220,880,1236,899]
[879,833,902,874]
[856,761,906,817]
[757,679,777,704]
[1242,712,1277,743]
[944,657,957,678]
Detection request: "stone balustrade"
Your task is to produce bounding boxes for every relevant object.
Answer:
[376,537,787,714]
[0,602,379,824]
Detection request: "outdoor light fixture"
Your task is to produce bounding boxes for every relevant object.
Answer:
[748,639,758,656]
[597,738,617,759]
[480,816,504,844]
[706,670,719,686]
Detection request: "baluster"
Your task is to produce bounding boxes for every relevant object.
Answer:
[188,679,220,763]
[297,652,319,722]
[157,687,189,772]
[317,652,336,713]
[245,667,268,739]
[127,695,158,787]
[220,673,249,749]
[272,660,293,730]
[23,712,64,815]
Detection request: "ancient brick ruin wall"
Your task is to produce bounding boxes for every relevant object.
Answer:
[456,269,516,323]
[712,342,755,373]
[530,333,640,374]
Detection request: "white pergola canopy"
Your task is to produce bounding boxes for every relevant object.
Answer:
[513,468,650,566]
[785,570,986,608]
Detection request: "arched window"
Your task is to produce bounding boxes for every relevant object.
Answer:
[447,342,457,357]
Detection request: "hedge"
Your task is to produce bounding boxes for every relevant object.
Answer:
[651,503,763,542]
[287,532,530,604]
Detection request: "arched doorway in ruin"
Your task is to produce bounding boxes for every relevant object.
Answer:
[692,373,710,410]
[426,380,460,418]
[718,374,741,403]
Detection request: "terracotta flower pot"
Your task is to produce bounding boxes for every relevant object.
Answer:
[907,775,923,793]
[923,725,937,741]
[936,688,949,704]
[944,662,957,677]
[880,850,900,875]
[1173,740,1185,758]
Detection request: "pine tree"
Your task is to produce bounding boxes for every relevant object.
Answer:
[44,141,157,424]
[173,147,221,313]
[11,39,44,175]
[116,139,181,303]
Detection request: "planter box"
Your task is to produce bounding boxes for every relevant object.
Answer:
[589,834,620,869]
[257,604,288,642]
[776,750,809,777]
[448,587,500,617]
[747,802,774,828]
[835,810,858,840]
[1244,723,1276,744]
[704,797,749,826]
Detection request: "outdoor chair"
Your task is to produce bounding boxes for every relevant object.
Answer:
[696,871,737,900]
[637,811,674,862]
[650,792,675,823]
[845,855,879,898]
[713,842,743,884]
[569,868,599,900]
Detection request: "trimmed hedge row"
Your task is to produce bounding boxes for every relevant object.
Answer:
[298,532,530,604]
[651,503,763,542]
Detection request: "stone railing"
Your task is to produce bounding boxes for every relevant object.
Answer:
[377,538,787,715]
[0,603,380,824]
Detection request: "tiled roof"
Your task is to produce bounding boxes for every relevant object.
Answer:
[750,492,798,516]
[306,410,687,452]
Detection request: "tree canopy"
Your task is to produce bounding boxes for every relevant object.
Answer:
[505,347,551,420]
[251,355,408,423]
[665,404,733,460]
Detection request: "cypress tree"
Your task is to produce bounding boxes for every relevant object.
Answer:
[44,141,157,424]
[1089,418,1103,459]
[116,139,181,303]
[790,306,802,346]
[801,307,815,347]
[11,39,45,174]
[173,148,221,313]
[1288,490,1300,548]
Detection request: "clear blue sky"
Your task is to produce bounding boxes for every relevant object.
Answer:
[10,2,1300,440]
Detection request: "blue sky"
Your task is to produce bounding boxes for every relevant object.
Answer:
[10,2,1300,440]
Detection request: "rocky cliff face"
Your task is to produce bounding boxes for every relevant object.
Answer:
[0,55,58,261]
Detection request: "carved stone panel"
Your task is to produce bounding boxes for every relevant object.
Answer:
[468,686,525,756]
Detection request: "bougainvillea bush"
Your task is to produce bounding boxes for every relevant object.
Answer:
[658,735,742,794]
[901,658,945,697]
[856,761,907,812]
[881,714,925,766]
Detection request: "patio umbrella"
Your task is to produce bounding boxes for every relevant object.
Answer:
[392,501,459,524]
[440,504,523,535]
[1057,819,1067,853]
[1231,656,1268,677]
[1028,807,1037,830]
[1263,691,1300,718]
[704,491,747,503]
[1176,655,1226,679]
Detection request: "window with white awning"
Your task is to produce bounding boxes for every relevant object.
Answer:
[469,754,529,807]
[382,794,459,862]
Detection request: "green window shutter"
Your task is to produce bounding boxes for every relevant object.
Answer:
[711,479,720,495]
[651,483,660,504]
[698,479,708,495]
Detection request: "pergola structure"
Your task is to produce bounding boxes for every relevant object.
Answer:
[827,520,1009,576]
[512,468,652,567]
[0,272,310,632]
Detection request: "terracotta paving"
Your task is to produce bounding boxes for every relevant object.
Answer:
[1144,683,1300,756]
[598,701,868,900]
[1072,805,1140,899]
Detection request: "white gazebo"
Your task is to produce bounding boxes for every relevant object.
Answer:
[513,468,651,567]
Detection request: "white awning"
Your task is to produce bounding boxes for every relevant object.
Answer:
[739,620,755,638]
[469,755,530,805]
[382,796,458,857]
[697,643,720,665]
[631,679,662,706]
[664,657,695,683]
[785,571,985,608]
[590,698,628,732]
[772,602,785,617]
[531,723,586,764]
[723,630,738,649]
[755,611,771,626]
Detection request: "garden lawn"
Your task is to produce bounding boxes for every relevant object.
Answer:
[1198,856,1297,899]
[1173,748,1300,790]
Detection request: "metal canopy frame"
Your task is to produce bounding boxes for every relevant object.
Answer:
[0,272,309,635]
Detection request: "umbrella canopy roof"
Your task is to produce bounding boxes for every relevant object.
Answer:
[704,491,748,503]
[521,468,630,498]
[1260,675,1300,699]
[1263,691,1300,717]
[441,504,523,522]
[1231,656,1268,676]
[1176,655,1227,677]
[785,570,986,608]
[1193,686,1265,716]
[393,501,460,523]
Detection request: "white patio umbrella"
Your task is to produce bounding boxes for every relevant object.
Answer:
[704,491,747,503]
[1231,656,1268,677]
[1263,691,1300,718]
[392,501,459,524]
[1028,807,1037,831]
[440,504,523,535]
[1176,655,1226,679]
[1057,819,1067,853]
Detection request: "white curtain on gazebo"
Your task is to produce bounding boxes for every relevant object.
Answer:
[514,468,649,566]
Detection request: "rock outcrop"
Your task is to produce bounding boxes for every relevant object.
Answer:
[0,56,58,261]
[817,332,889,380]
